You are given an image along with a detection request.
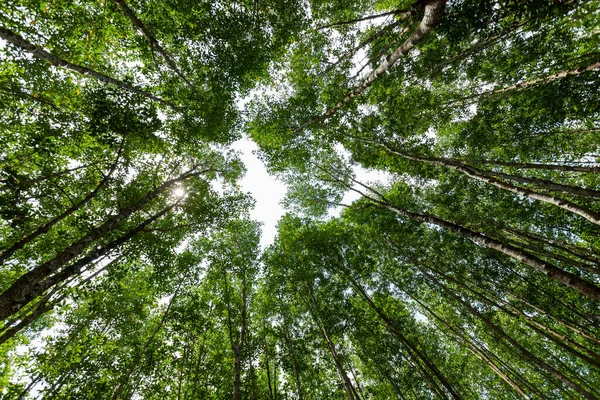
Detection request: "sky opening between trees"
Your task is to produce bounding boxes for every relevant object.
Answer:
[1,0,600,398]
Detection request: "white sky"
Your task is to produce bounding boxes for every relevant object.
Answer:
[232,137,392,247]
[231,137,287,247]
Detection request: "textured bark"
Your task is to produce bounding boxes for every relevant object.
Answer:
[379,202,600,301]
[112,0,191,86]
[302,0,446,128]
[377,144,600,225]
[473,168,600,198]
[459,158,600,173]
[0,203,175,322]
[0,166,199,321]
[0,256,120,345]
[0,26,170,106]
[0,140,125,266]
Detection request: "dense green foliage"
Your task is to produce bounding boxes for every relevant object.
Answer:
[1,0,599,398]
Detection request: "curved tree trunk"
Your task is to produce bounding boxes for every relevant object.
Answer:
[0,139,125,266]
[112,0,191,87]
[301,0,446,128]
[0,26,171,106]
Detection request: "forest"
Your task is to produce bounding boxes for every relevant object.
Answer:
[0,0,599,398]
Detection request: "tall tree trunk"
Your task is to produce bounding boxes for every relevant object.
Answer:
[408,292,531,399]
[376,143,600,223]
[421,269,600,400]
[378,200,600,300]
[415,257,600,368]
[112,0,191,86]
[347,275,462,399]
[281,309,304,400]
[322,167,600,301]
[0,255,121,345]
[111,283,181,400]
[0,26,171,106]
[317,8,412,30]
[304,283,357,400]
[301,0,446,128]
[0,200,178,322]
[0,138,125,266]
[477,60,600,99]
[504,227,600,265]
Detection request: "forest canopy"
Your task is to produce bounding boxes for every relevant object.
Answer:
[1,0,600,398]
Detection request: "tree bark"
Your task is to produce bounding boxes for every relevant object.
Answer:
[317,8,412,30]
[0,139,125,266]
[348,276,461,399]
[321,166,600,301]
[376,143,600,224]
[0,26,171,106]
[408,292,531,399]
[304,283,357,400]
[0,196,180,322]
[301,0,446,128]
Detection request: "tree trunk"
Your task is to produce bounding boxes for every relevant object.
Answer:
[422,269,600,400]
[379,144,600,225]
[0,139,125,266]
[0,200,177,322]
[304,283,357,400]
[112,0,191,86]
[111,283,181,400]
[409,292,531,399]
[0,26,171,106]
[348,276,461,399]
[317,8,412,30]
[301,0,446,128]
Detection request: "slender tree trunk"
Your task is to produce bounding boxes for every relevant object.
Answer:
[0,166,203,321]
[301,0,446,128]
[264,337,274,399]
[477,60,600,99]
[0,139,125,265]
[321,166,600,301]
[421,269,600,400]
[0,201,177,322]
[281,310,304,400]
[507,237,600,276]
[374,198,600,300]
[0,255,122,344]
[504,227,600,265]
[378,144,600,224]
[317,8,412,30]
[409,293,531,399]
[418,258,600,368]
[348,276,461,399]
[0,26,171,106]
[304,283,357,400]
[112,0,191,86]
